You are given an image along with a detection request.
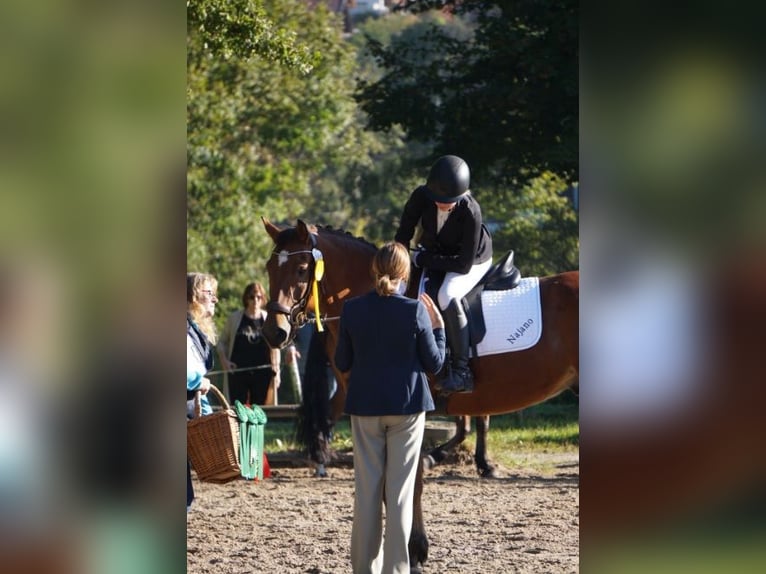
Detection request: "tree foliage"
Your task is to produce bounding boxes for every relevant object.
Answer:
[187,0,319,73]
[187,0,578,321]
[356,0,578,185]
[187,0,365,315]
[481,172,578,276]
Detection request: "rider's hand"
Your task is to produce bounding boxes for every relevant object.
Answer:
[199,377,212,394]
[410,248,423,268]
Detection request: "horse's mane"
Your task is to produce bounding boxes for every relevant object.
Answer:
[273,221,378,254]
[315,224,378,251]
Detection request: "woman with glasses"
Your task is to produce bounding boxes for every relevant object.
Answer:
[187,272,219,511]
[217,282,281,406]
[187,272,218,418]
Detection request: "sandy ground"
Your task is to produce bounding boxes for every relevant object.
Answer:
[186,449,579,573]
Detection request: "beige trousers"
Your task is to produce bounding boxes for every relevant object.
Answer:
[350,412,426,574]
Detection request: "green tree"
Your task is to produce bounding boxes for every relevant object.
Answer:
[356,0,577,184]
[187,0,319,74]
[482,172,578,276]
[187,0,375,318]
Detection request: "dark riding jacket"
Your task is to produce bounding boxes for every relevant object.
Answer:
[395,185,493,274]
[335,291,444,416]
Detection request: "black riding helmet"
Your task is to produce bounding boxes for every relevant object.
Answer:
[424,155,470,203]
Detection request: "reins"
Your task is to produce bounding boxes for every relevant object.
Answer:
[206,364,275,376]
[305,314,340,324]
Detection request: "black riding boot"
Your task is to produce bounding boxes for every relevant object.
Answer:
[439,299,474,394]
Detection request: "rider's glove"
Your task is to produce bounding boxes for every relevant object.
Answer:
[410,247,424,268]
[410,243,426,268]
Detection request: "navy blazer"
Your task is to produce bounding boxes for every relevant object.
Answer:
[335,291,445,416]
[395,185,493,274]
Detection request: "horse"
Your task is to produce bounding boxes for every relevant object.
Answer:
[260,218,579,571]
[263,219,498,477]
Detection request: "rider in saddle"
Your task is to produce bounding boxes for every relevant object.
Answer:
[395,155,493,393]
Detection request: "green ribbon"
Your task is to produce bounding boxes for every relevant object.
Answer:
[234,401,268,480]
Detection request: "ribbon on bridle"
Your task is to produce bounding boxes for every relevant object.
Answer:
[312,250,325,332]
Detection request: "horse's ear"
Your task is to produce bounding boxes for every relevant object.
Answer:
[296,219,310,243]
[262,217,282,243]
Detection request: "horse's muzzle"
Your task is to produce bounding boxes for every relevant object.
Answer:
[262,311,292,349]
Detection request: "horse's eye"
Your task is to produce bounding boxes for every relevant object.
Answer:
[297,264,309,278]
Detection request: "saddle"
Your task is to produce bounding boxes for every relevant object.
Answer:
[424,250,521,353]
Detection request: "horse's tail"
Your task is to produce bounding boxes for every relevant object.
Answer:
[296,330,334,465]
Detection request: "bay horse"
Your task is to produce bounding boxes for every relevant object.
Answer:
[261,218,579,571]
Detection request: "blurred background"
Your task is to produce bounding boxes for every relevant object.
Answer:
[1,1,184,573]
[581,1,766,572]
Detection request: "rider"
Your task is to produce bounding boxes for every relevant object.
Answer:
[395,155,493,393]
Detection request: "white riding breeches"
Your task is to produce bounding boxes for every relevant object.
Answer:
[437,259,492,310]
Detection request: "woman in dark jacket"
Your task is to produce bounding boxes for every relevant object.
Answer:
[335,241,445,574]
[395,155,493,393]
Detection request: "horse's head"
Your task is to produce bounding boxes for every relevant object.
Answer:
[261,217,320,349]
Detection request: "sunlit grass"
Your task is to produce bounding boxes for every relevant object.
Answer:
[263,400,578,473]
[464,403,578,473]
[263,418,352,454]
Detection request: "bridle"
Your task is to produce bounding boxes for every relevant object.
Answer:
[266,248,317,333]
[266,233,333,343]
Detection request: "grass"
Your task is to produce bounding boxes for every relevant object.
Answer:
[263,400,578,473]
[466,402,579,472]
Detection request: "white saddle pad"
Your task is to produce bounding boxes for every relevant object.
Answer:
[472,277,542,357]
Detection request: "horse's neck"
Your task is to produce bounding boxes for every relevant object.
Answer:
[319,236,375,312]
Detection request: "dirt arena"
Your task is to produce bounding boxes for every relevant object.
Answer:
[187,446,578,574]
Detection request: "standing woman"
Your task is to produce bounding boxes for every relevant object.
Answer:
[187,272,218,510]
[187,272,218,416]
[217,282,281,406]
[335,241,445,574]
[395,155,493,393]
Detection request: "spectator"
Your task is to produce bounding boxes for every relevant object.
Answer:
[186,272,218,510]
[335,241,445,574]
[217,282,280,406]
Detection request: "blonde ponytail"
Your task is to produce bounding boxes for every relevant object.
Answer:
[372,242,410,296]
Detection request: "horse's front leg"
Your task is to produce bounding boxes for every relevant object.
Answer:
[475,415,499,478]
[422,416,469,470]
[408,456,428,573]
[309,425,334,478]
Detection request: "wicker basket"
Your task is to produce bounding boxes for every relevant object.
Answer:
[187,385,241,483]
